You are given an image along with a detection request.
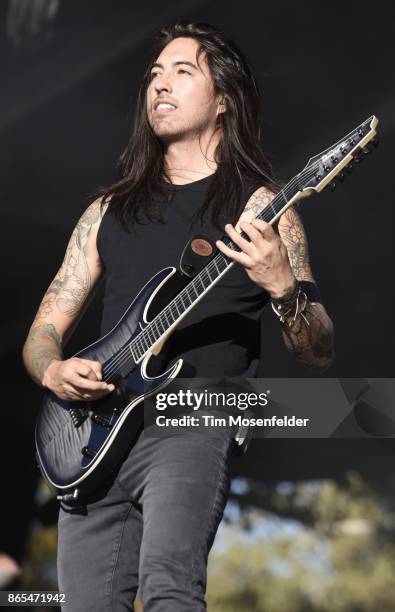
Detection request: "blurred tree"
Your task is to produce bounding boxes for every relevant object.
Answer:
[206,473,395,611]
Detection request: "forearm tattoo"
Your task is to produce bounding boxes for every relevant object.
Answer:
[23,323,62,385]
[281,303,334,372]
[279,205,310,279]
[276,206,334,371]
[243,192,334,370]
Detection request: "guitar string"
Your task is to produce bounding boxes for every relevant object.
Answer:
[101,137,364,383]
[101,161,323,383]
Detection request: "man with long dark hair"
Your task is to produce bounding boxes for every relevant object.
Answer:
[23,21,334,611]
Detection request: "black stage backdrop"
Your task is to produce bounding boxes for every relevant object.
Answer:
[0,0,394,563]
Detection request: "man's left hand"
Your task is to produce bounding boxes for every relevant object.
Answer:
[216,219,296,299]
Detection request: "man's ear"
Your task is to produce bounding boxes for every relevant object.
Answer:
[217,96,227,115]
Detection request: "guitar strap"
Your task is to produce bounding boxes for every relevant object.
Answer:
[179,226,221,278]
[178,200,244,278]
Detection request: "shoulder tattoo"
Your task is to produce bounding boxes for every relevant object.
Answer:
[36,200,103,320]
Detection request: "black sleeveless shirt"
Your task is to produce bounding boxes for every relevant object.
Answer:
[96,175,270,378]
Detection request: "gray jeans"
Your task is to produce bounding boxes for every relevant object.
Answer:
[57,430,234,611]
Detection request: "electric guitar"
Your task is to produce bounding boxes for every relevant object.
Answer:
[35,115,379,500]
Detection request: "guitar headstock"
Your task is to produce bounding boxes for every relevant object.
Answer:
[298,115,379,194]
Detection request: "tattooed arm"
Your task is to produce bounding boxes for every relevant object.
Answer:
[276,204,334,372]
[217,186,334,372]
[22,199,114,399]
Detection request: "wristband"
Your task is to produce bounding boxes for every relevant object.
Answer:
[271,281,309,327]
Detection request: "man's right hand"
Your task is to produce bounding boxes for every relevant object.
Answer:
[42,358,115,401]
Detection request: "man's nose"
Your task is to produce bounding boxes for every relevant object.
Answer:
[154,75,172,95]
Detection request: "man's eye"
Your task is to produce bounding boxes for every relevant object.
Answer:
[150,72,160,80]
[178,69,191,75]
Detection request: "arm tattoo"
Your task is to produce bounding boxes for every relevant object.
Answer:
[281,303,335,372]
[244,191,334,371]
[36,200,102,320]
[243,186,275,217]
[251,203,333,371]
[23,323,63,385]
[279,206,311,279]
[274,205,334,370]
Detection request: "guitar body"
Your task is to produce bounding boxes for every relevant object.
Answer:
[35,267,184,494]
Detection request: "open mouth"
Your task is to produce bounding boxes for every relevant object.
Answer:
[154,102,177,113]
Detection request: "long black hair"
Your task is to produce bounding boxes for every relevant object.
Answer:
[97,21,279,230]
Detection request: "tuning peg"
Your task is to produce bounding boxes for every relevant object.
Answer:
[354,156,363,164]
[337,172,345,182]
[362,145,371,155]
[372,138,379,148]
[330,181,337,191]
[346,163,353,173]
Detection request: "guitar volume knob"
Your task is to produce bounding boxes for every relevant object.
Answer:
[81,446,97,459]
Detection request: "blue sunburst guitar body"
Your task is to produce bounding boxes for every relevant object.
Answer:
[36,267,184,497]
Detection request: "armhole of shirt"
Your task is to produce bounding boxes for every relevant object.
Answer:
[96,200,111,266]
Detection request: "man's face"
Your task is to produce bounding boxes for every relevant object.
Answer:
[146,37,223,143]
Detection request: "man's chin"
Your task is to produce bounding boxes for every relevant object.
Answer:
[152,124,184,144]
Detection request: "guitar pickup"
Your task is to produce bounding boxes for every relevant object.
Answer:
[91,414,113,429]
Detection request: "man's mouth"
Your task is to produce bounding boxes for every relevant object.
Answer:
[153,101,177,113]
